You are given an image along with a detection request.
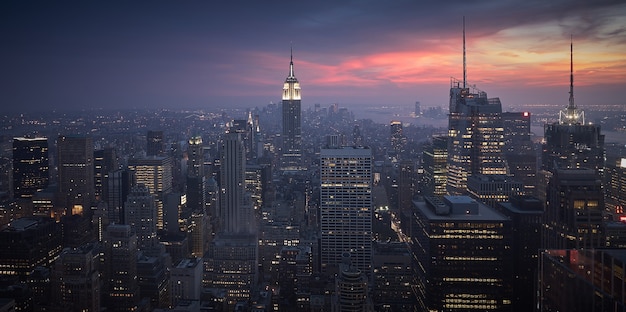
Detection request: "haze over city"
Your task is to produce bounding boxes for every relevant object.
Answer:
[2,0,626,113]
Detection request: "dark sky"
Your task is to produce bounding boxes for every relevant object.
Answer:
[2,0,625,113]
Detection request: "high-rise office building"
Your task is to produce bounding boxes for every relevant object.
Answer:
[397,160,415,213]
[543,169,604,250]
[539,249,626,311]
[128,156,173,230]
[0,217,62,280]
[496,196,543,312]
[447,22,507,194]
[50,243,100,311]
[422,136,448,196]
[12,137,49,199]
[390,120,406,155]
[57,135,94,212]
[205,131,257,307]
[606,156,626,220]
[218,132,252,234]
[124,184,158,250]
[467,174,524,209]
[502,112,537,195]
[170,257,203,306]
[147,130,165,156]
[281,48,302,170]
[186,136,206,212]
[411,196,512,311]
[94,147,117,201]
[103,224,139,311]
[106,168,134,224]
[542,41,604,175]
[320,146,372,275]
[372,242,415,311]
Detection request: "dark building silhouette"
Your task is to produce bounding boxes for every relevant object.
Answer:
[12,137,49,199]
[543,168,604,249]
[539,249,626,311]
[502,112,537,195]
[147,130,165,157]
[0,217,62,281]
[57,135,94,212]
[103,224,139,311]
[50,243,100,311]
[94,147,117,202]
[497,196,543,312]
[106,168,134,224]
[411,196,512,311]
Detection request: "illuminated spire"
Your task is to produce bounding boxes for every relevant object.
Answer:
[559,36,584,125]
[283,45,301,100]
[463,16,466,89]
[568,35,575,110]
[289,43,295,78]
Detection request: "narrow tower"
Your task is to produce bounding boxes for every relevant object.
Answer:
[281,46,302,171]
[559,36,584,125]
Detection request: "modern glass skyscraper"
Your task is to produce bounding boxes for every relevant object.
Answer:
[281,48,302,170]
[128,156,173,230]
[12,137,49,199]
[320,146,372,275]
[447,21,506,195]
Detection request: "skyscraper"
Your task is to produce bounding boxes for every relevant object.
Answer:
[422,136,448,196]
[390,120,405,155]
[205,131,257,307]
[502,112,537,195]
[94,147,117,201]
[542,40,604,175]
[128,156,173,230]
[103,224,139,311]
[12,137,49,199]
[218,132,251,234]
[147,130,165,156]
[411,196,512,311]
[186,136,206,212]
[320,145,372,275]
[447,21,507,195]
[57,135,94,212]
[124,184,158,250]
[281,47,302,170]
[543,169,604,249]
[50,243,100,311]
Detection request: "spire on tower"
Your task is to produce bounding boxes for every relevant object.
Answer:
[289,43,295,78]
[559,35,584,125]
[463,16,466,89]
[568,35,575,110]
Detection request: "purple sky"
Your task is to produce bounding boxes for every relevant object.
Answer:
[2,0,625,113]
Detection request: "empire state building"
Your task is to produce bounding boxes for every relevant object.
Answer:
[281,48,302,170]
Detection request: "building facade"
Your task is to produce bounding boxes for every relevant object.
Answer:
[320,146,372,275]
[12,137,49,199]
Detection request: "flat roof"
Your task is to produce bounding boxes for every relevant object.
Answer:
[413,197,508,222]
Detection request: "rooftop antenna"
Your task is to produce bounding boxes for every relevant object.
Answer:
[559,35,584,125]
[463,16,466,89]
[289,42,295,78]
[568,35,575,110]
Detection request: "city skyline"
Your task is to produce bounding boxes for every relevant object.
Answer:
[2,1,625,113]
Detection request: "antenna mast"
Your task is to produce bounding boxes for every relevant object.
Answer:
[463,16,466,89]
